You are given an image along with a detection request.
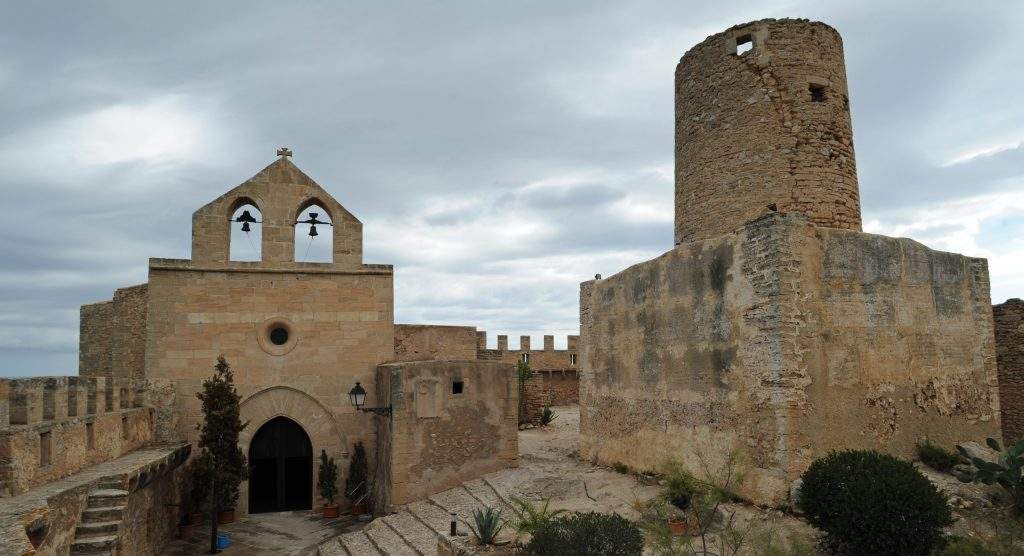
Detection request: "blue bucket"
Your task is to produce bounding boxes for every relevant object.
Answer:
[216,533,230,550]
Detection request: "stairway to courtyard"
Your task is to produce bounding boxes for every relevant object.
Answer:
[318,406,662,555]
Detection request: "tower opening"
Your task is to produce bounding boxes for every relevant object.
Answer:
[230,203,262,261]
[809,83,827,102]
[735,34,753,55]
[294,203,333,263]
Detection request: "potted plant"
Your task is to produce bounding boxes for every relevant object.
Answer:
[346,442,369,515]
[318,450,340,518]
[188,456,211,526]
[664,462,694,536]
[196,356,249,553]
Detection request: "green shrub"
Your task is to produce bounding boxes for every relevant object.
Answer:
[957,437,1024,514]
[469,506,504,545]
[797,449,952,555]
[933,536,995,556]
[662,460,696,510]
[918,439,960,472]
[539,407,557,426]
[524,512,642,556]
[612,462,629,474]
[511,496,565,535]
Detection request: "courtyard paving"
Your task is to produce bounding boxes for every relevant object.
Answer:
[162,510,358,555]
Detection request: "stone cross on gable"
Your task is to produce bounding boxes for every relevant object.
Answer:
[277,147,293,158]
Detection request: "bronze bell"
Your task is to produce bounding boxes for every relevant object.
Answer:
[309,224,318,237]
[241,221,251,233]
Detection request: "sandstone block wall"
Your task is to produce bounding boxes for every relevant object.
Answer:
[376,360,518,509]
[675,19,860,244]
[80,284,148,379]
[475,331,579,371]
[394,324,479,361]
[145,260,394,515]
[580,214,999,505]
[522,371,579,423]
[190,157,363,267]
[1,376,153,497]
[995,298,1024,445]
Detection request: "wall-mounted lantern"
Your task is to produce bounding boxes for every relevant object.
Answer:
[348,382,391,416]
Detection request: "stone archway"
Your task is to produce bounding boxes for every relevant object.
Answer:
[249,416,312,513]
[238,386,346,515]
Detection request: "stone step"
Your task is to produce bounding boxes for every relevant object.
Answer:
[430,486,484,528]
[70,534,117,554]
[316,537,346,556]
[337,531,381,556]
[75,520,120,538]
[364,519,417,555]
[407,500,460,536]
[464,479,513,515]
[87,489,129,508]
[81,506,126,523]
[382,511,437,555]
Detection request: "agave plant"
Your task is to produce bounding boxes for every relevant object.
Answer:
[957,437,1024,512]
[539,407,558,427]
[469,506,505,545]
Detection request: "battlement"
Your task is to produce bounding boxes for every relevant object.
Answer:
[474,331,579,353]
[475,331,579,371]
[1,376,158,497]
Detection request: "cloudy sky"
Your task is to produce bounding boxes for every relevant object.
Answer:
[1,1,1022,377]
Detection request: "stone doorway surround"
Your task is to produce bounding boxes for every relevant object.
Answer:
[238,386,347,516]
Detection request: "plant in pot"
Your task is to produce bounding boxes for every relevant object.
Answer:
[345,441,369,516]
[188,456,211,526]
[318,450,340,518]
[664,461,695,536]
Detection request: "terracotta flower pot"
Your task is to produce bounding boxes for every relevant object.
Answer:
[350,502,366,516]
[179,522,196,540]
[323,504,340,519]
[218,509,235,524]
[667,518,687,536]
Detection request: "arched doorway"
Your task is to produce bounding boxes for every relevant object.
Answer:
[248,416,312,513]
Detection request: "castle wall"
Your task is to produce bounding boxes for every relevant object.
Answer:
[1,376,152,497]
[376,360,518,509]
[79,284,149,379]
[144,258,394,515]
[675,19,860,244]
[995,298,1024,445]
[580,214,999,505]
[394,324,478,361]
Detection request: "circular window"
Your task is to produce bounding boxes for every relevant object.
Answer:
[257,318,298,356]
[269,327,289,346]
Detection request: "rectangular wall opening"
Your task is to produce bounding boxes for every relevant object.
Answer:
[736,34,753,55]
[86,422,95,450]
[452,380,464,395]
[810,84,827,102]
[40,431,52,466]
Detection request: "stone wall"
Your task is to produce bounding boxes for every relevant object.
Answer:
[376,360,518,509]
[580,214,999,506]
[675,19,860,244]
[995,299,1024,445]
[1,376,152,497]
[521,371,579,423]
[394,324,478,361]
[476,332,579,371]
[79,284,149,379]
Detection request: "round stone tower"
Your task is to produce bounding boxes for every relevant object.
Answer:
[674,19,861,244]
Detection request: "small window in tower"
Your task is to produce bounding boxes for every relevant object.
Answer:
[809,84,827,102]
[736,34,753,55]
[521,353,530,364]
[452,380,464,395]
[40,431,52,466]
[570,353,577,366]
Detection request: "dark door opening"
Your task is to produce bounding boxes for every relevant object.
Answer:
[248,416,312,513]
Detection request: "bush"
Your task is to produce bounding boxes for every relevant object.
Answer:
[317,450,339,505]
[957,437,1024,514]
[797,450,952,555]
[662,460,696,510]
[524,512,642,556]
[511,496,565,535]
[933,536,995,556]
[539,407,557,427]
[918,439,960,472]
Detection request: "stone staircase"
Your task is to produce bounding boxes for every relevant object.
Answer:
[319,478,517,556]
[70,477,127,555]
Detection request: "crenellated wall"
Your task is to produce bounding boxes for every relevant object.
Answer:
[0,376,154,497]
[80,284,149,379]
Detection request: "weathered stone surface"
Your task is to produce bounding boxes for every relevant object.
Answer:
[675,18,861,244]
[580,214,1000,505]
[994,298,1024,444]
[376,360,518,509]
